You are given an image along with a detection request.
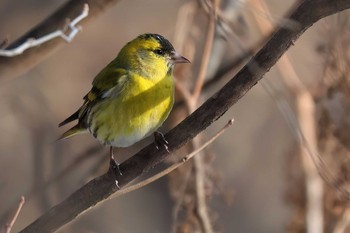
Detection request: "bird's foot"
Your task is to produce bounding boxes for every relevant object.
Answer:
[110,157,122,176]
[154,131,169,153]
[109,158,122,188]
[109,147,122,188]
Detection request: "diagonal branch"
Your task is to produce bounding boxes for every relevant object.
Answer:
[0,0,122,80]
[20,0,350,232]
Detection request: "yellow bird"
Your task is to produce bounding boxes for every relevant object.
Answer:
[58,33,189,175]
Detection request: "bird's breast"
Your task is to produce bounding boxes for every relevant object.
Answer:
[90,73,174,147]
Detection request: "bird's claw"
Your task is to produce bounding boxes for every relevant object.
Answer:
[109,158,122,189]
[154,131,170,153]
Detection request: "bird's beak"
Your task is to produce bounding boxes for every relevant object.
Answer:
[170,51,190,64]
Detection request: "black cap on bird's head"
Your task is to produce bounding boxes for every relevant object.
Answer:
[138,33,190,64]
[138,33,174,52]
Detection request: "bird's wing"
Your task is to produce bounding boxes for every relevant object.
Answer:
[58,67,128,127]
[87,66,129,101]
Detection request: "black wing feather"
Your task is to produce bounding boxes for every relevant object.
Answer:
[58,109,80,127]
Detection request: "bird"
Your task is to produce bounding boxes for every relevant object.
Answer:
[58,33,190,177]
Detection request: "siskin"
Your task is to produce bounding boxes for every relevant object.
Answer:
[58,33,190,176]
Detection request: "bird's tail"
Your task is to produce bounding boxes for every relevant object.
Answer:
[57,124,87,141]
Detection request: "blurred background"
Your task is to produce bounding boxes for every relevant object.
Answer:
[0,0,350,232]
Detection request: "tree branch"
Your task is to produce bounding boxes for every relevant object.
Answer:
[0,4,89,57]
[20,0,350,232]
[0,0,122,80]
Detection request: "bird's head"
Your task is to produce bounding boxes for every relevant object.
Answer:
[116,33,190,78]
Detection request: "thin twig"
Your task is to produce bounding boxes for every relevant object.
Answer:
[0,4,89,57]
[171,166,192,233]
[192,0,218,103]
[192,138,212,233]
[173,0,198,52]
[174,2,219,231]
[2,196,25,233]
[112,119,234,198]
[186,1,219,232]
[171,2,199,230]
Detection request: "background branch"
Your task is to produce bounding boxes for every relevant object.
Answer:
[0,0,121,80]
[19,0,350,232]
[0,4,89,57]
[186,1,218,232]
[250,0,324,232]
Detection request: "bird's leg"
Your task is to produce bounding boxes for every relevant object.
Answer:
[109,147,122,182]
[154,131,169,152]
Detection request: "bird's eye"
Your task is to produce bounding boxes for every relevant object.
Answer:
[154,49,165,55]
